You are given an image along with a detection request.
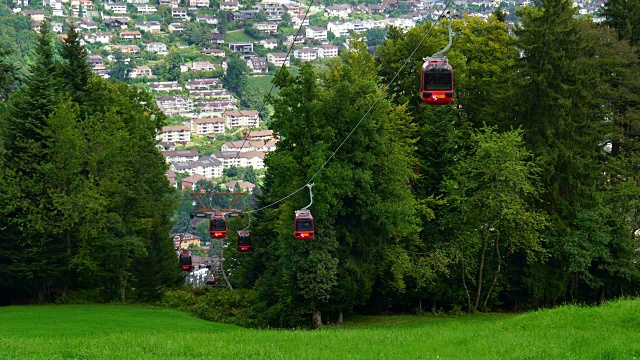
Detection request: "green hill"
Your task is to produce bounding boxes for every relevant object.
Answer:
[1,299,640,359]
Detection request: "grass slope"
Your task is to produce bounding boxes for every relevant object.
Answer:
[1,300,640,359]
[225,30,256,44]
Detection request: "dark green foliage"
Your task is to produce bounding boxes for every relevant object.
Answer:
[223,56,248,98]
[0,22,181,304]
[602,0,640,46]
[0,47,16,101]
[109,50,133,82]
[162,287,259,327]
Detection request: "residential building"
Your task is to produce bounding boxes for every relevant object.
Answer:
[227,10,257,22]
[292,14,309,27]
[22,10,46,21]
[51,22,63,33]
[190,117,226,135]
[246,57,268,73]
[120,30,142,40]
[168,23,185,32]
[156,96,195,117]
[80,17,97,30]
[293,47,318,61]
[166,169,178,188]
[325,4,352,19]
[130,65,153,78]
[104,18,129,29]
[162,149,199,163]
[219,0,239,11]
[327,21,354,37]
[186,78,220,90]
[315,44,339,58]
[223,110,259,128]
[256,0,284,20]
[259,38,278,49]
[246,129,275,141]
[201,48,226,57]
[172,7,188,19]
[106,2,128,13]
[181,174,207,189]
[225,180,255,192]
[172,156,224,179]
[148,81,182,91]
[136,21,161,33]
[136,4,157,13]
[196,14,217,24]
[110,44,140,55]
[127,0,150,3]
[189,0,209,7]
[221,140,276,152]
[189,89,233,100]
[146,42,168,55]
[159,0,180,7]
[212,151,265,169]
[267,52,290,67]
[253,21,278,34]
[85,32,111,43]
[181,61,217,72]
[208,32,225,44]
[229,42,254,55]
[196,100,237,117]
[158,125,191,143]
[305,27,328,41]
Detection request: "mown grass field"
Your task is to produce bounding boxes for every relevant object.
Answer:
[225,30,256,44]
[248,75,276,96]
[1,300,640,359]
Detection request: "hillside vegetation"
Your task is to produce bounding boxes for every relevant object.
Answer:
[1,300,640,359]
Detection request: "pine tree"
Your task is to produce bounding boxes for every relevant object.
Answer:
[60,22,93,105]
[602,0,640,46]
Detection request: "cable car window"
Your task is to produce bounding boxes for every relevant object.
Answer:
[238,234,251,246]
[179,255,191,265]
[296,219,313,231]
[423,66,452,91]
[210,219,226,230]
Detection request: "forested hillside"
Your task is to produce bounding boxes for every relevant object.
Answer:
[1,0,639,330]
[0,23,182,304]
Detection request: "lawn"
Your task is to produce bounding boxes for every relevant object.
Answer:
[225,30,256,44]
[1,300,640,359]
[248,75,277,96]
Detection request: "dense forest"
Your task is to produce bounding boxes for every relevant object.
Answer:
[1,0,640,329]
[0,23,182,304]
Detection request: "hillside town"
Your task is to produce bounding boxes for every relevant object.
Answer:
[6,0,606,191]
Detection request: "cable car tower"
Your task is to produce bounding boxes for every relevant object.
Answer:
[189,190,248,290]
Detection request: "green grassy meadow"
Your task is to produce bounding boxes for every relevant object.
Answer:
[1,300,640,359]
[225,30,256,44]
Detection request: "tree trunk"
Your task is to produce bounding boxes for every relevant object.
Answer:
[62,227,73,303]
[461,260,472,313]
[337,310,343,324]
[483,233,501,308]
[312,309,323,329]
[120,272,126,302]
[475,231,489,310]
[39,281,45,304]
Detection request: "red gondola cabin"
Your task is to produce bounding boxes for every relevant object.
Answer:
[179,251,192,272]
[237,231,252,252]
[294,210,315,240]
[421,59,454,105]
[209,213,227,239]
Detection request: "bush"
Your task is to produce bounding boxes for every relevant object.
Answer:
[161,287,259,327]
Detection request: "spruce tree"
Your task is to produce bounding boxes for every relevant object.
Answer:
[60,22,93,105]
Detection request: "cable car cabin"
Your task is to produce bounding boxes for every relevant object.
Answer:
[209,213,227,239]
[237,231,252,252]
[179,251,192,272]
[421,60,454,105]
[294,210,315,240]
[205,276,217,287]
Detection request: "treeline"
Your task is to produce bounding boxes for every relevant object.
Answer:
[0,23,182,305]
[234,0,640,327]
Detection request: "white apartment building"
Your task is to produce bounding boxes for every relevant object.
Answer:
[158,125,191,143]
[212,151,265,169]
[146,42,168,55]
[293,48,318,61]
[136,21,161,32]
[136,4,157,13]
[162,149,199,163]
[267,52,290,67]
[315,44,339,58]
[106,2,127,13]
[223,110,260,128]
[305,27,328,41]
[190,117,226,135]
